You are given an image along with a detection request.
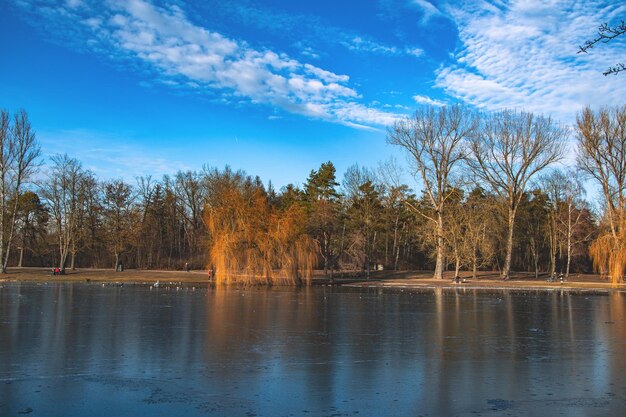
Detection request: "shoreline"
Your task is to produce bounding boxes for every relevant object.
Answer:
[343,279,626,294]
[0,267,624,292]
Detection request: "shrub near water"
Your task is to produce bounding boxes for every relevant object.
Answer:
[205,175,317,286]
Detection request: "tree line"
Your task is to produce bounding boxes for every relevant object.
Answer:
[1,105,625,284]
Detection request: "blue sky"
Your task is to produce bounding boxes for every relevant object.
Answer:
[1,0,625,189]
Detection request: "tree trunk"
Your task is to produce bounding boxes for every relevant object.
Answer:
[434,214,444,279]
[60,252,67,271]
[70,240,77,270]
[549,232,556,278]
[18,247,23,267]
[0,174,5,274]
[2,244,10,273]
[565,205,572,279]
[392,216,399,269]
[323,232,329,277]
[3,187,24,274]
[384,229,389,266]
[454,251,461,278]
[502,207,516,280]
[529,237,539,279]
[394,244,400,271]
[472,257,477,279]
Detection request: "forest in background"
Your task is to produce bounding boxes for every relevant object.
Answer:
[1,104,625,285]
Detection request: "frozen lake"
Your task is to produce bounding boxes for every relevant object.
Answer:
[1,283,625,416]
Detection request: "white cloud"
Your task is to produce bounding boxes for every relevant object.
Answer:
[340,36,426,60]
[304,64,350,83]
[15,0,405,128]
[413,94,446,106]
[436,0,626,123]
[412,0,443,23]
[342,36,399,55]
[405,47,425,57]
[299,45,320,60]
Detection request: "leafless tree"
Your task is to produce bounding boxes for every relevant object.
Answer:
[377,158,409,269]
[388,105,477,279]
[577,105,626,284]
[41,154,91,270]
[542,169,589,279]
[0,110,41,272]
[468,110,566,279]
[103,179,136,271]
[174,170,207,263]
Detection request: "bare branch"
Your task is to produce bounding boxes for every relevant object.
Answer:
[578,21,626,53]
[578,20,626,76]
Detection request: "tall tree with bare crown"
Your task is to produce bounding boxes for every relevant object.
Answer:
[468,110,566,279]
[388,105,477,279]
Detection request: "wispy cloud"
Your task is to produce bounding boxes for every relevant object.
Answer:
[38,128,190,180]
[413,94,446,106]
[412,0,444,24]
[340,36,425,59]
[341,36,400,55]
[405,47,425,58]
[436,0,626,123]
[14,0,405,128]
[200,1,428,60]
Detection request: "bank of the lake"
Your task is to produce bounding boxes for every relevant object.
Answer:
[0,267,624,292]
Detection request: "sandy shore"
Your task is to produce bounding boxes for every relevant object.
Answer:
[0,267,624,292]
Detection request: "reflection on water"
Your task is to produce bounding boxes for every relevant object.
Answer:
[0,283,624,416]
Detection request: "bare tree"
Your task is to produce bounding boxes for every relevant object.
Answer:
[559,173,589,279]
[378,158,413,270]
[41,154,91,271]
[542,169,589,279]
[102,179,136,271]
[388,105,477,279]
[72,174,101,269]
[442,187,465,278]
[468,110,566,279]
[577,105,626,285]
[578,20,626,76]
[174,170,207,264]
[541,174,561,278]
[13,191,48,267]
[0,110,41,272]
[463,187,498,279]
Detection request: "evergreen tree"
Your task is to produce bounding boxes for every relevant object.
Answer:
[305,161,341,278]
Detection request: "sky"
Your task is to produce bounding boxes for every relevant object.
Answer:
[1,0,625,190]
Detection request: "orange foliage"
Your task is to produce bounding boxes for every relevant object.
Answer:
[589,221,626,287]
[205,180,317,286]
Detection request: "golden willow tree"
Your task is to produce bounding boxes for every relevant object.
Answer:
[577,105,626,286]
[204,170,317,286]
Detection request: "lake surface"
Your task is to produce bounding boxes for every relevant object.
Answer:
[0,283,624,416]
